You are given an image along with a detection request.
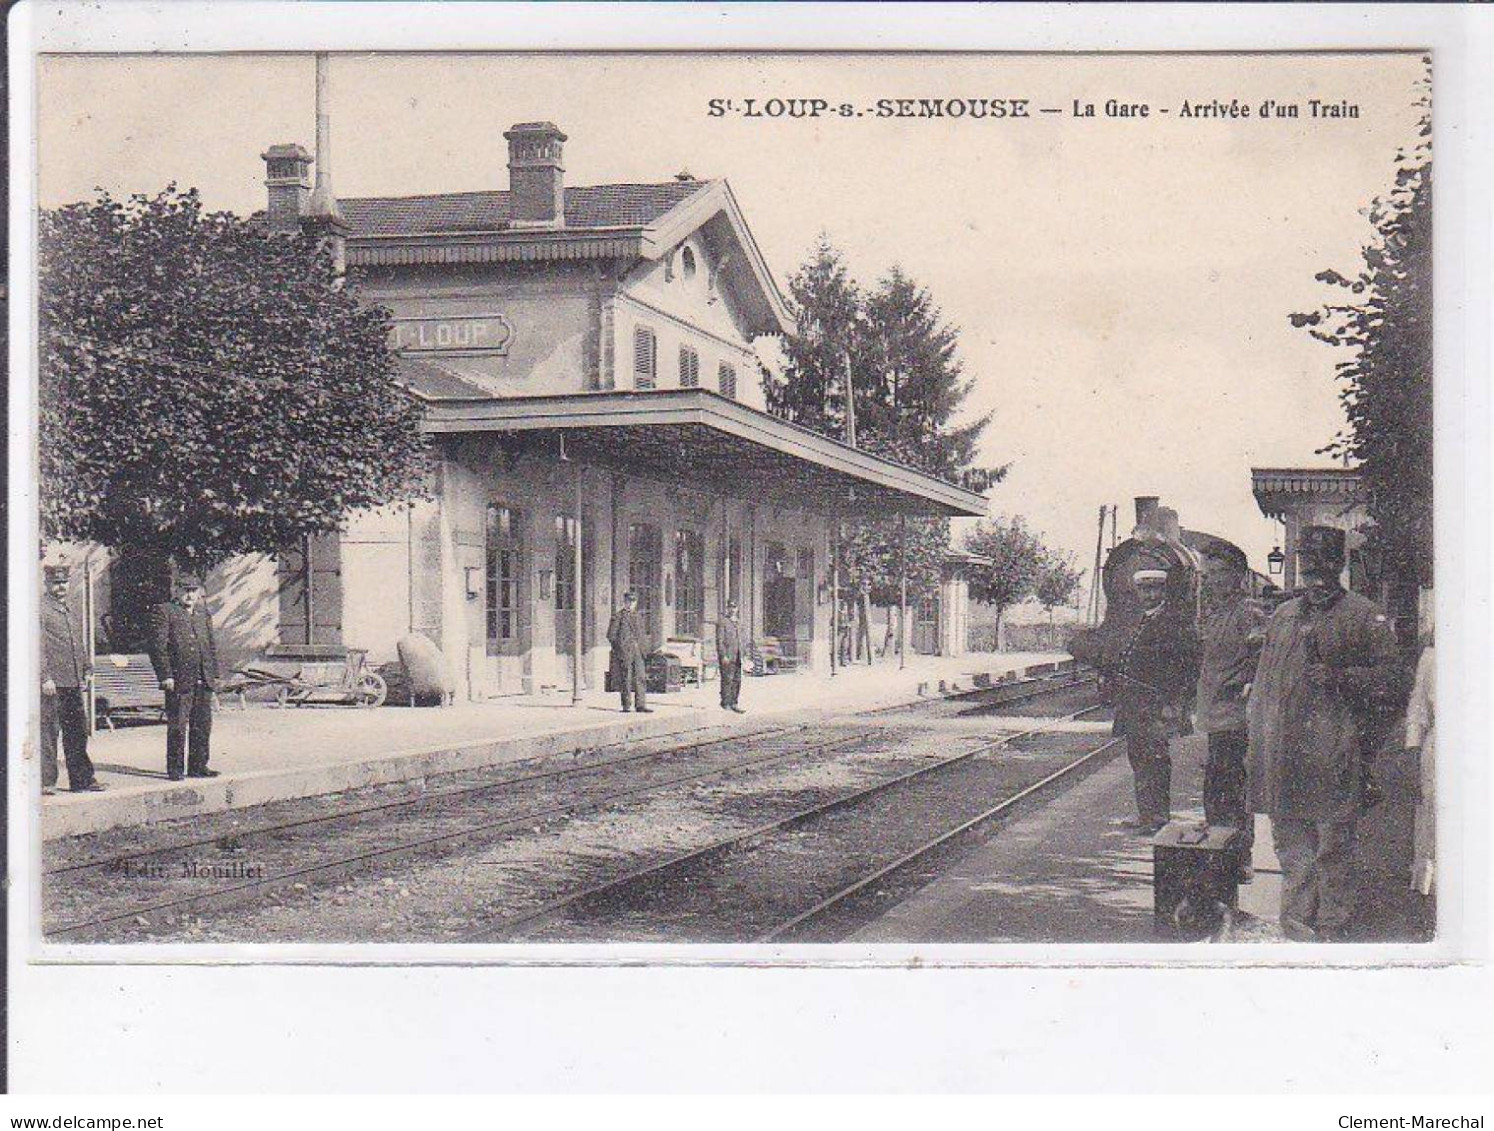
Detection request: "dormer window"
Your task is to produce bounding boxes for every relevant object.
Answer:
[680,246,697,281]
[634,326,657,390]
[679,344,700,388]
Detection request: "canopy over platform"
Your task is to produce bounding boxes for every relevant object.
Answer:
[1251,466,1363,521]
[411,382,988,519]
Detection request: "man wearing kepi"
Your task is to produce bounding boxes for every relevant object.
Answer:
[1195,544,1265,882]
[149,572,222,781]
[1112,559,1201,835]
[40,563,104,794]
[1247,525,1401,941]
[716,600,746,714]
[606,590,651,714]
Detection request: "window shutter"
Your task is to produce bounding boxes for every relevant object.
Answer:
[679,345,699,388]
[634,326,657,390]
[718,362,737,400]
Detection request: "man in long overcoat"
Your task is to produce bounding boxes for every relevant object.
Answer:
[40,563,103,794]
[1247,526,1401,940]
[148,572,222,781]
[607,590,650,713]
[716,601,746,714]
[1111,562,1201,834]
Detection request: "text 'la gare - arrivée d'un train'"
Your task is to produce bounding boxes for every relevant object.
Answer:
[705,96,1361,121]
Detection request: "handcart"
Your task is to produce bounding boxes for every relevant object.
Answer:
[229,644,387,709]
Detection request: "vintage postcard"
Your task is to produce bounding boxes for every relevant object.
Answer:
[8,0,1491,1103]
[13,34,1465,969]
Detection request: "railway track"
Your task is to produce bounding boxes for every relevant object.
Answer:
[458,699,1114,944]
[45,723,882,940]
[46,670,1104,944]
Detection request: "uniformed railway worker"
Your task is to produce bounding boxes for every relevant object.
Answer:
[716,601,746,714]
[1246,525,1402,941]
[148,571,222,781]
[1111,560,1201,835]
[40,563,104,795]
[606,590,651,714]
[1195,544,1265,881]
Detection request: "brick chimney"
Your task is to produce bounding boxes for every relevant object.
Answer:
[262,144,313,233]
[504,121,567,227]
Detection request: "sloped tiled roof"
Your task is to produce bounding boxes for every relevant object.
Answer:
[393,356,496,401]
[341,180,711,238]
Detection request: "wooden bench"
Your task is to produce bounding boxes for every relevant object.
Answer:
[91,653,166,728]
[660,637,712,686]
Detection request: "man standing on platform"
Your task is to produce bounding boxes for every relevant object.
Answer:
[1195,545,1265,882]
[40,563,104,795]
[1247,526,1401,941]
[1112,560,1200,835]
[607,590,650,714]
[717,601,746,714]
[149,572,222,781]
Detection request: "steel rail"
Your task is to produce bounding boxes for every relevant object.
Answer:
[51,669,1090,880]
[46,720,807,879]
[46,726,887,940]
[49,672,1098,941]
[458,701,1107,943]
[756,726,1122,943]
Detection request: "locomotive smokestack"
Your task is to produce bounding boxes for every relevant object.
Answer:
[1134,496,1160,530]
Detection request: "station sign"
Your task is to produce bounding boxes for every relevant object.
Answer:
[392,313,513,355]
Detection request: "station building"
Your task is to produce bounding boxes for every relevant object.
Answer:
[84,122,986,700]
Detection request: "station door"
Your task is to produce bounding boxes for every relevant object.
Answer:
[763,541,797,644]
[628,522,663,648]
[912,592,941,656]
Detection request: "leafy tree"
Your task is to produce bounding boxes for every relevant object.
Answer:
[1291,61,1431,623]
[39,186,431,571]
[1036,552,1084,619]
[963,516,1050,646]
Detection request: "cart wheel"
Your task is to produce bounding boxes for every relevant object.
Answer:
[274,685,290,709]
[355,671,388,709]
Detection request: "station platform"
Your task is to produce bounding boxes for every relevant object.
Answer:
[35,651,1069,841]
[849,731,1432,945]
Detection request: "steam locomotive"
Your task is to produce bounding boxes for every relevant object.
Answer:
[1072,496,1272,671]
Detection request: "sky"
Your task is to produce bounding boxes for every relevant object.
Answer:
[37,51,1427,575]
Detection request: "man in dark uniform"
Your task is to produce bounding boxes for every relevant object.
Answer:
[1195,545,1265,881]
[716,601,746,714]
[149,572,222,781]
[606,590,650,713]
[40,563,104,795]
[1247,525,1401,941]
[1111,561,1201,835]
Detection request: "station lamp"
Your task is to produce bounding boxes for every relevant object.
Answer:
[1267,546,1286,576]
